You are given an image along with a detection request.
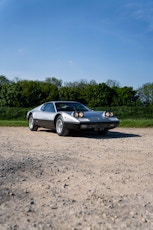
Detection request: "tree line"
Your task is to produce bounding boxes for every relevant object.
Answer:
[0,75,153,108]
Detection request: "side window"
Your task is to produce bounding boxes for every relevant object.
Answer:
[41,103,55,112]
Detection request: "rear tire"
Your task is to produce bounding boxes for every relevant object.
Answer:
[56,116,69,136]
[28,115,38,131]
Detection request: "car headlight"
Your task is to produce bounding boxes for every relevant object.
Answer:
[78,111,84,117]
[72,111,84,118]
[104,111,114,117]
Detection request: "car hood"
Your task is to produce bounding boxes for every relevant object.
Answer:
[83,111,104,120]
[79,111,118,122]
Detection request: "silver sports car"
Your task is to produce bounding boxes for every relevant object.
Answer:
[26,101,119,136]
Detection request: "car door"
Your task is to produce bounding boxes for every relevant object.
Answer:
[36,103,56,129]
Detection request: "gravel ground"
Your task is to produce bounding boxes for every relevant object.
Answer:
[0,127,153,230]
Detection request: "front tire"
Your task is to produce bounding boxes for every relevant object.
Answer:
[56,116,69,136]
[28,115,38,131]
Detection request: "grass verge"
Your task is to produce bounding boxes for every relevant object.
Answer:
[0,119,153,128]
[119,119,153,128]
[0,120,27,126]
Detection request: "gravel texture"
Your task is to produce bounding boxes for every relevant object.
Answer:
[0,127,153,230]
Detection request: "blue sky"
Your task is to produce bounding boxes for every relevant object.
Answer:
[0,0,153,89]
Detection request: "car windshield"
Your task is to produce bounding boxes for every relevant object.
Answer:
[55,102,89,112]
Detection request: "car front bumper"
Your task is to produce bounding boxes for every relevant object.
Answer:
[64,121,119,131]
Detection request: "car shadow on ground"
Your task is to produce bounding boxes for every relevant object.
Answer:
[39,129,141,139]
[69,130,141,139]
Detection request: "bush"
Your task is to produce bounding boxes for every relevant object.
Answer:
[0,107,29,120]
[92,106,153,119]
[0,105,153,120]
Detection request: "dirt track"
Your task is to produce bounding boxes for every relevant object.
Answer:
[0,127,153,229]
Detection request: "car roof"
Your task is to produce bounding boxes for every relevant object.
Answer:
[46,101,80,103]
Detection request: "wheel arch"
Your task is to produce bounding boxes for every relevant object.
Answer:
[27,112,33,120]
[54,113,62,127]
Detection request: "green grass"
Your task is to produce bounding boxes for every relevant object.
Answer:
[0,119,153,128]
[0,120,27,126]
[119,119,153,128]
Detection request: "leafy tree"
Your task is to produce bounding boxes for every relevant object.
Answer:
[16,80,42,107]
[112,86,138,106]
[2,75,153,109]
[64,79,96,87]
[45,77,62,88]
[91,83,114,106]
[59,86,78,101]
[40,82,59,102]
[0,75,10,84]
[79,83,114,107]
[62,79,97,104]
[137,83,153,105]
[17,80,59,107]
[0,83,20,107]
[75,80,89,104]
[106,79,120,88]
